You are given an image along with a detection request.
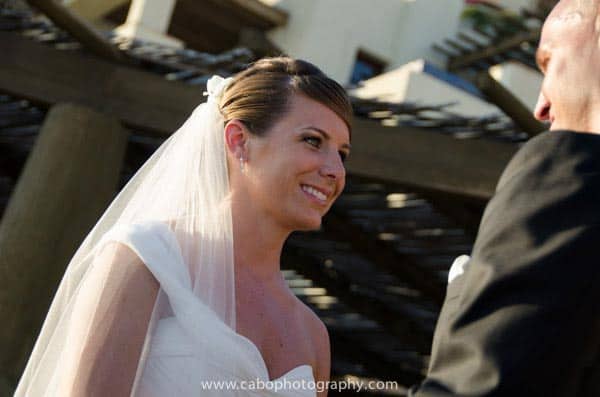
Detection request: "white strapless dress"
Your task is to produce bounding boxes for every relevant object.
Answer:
[103,223,316,397]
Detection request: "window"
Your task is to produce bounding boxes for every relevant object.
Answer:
[349,50,386,85]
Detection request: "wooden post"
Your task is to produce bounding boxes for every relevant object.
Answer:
[476,71,546,136]
[0,103,128,388]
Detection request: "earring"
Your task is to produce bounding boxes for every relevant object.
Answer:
[239,155,246,173]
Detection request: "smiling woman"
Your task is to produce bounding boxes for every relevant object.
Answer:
[220,58,352,234]
[16,57,352,397]
[225,92,351,232]
[221,59,352,395]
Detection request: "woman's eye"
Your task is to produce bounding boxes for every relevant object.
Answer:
[304,136,322,148]
[339,151,348,162]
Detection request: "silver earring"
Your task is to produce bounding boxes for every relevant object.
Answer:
[239,156,246,173]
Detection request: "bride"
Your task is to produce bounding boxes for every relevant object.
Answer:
[14,57,352,396]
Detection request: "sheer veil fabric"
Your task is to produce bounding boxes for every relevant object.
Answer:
[14,76,244,395]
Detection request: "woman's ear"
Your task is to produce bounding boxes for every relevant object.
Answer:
[224,120,249,160]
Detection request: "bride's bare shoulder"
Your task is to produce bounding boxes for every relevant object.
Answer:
[64,241,159,396]
[96,240,140,263]
[293,297,330,383]
[93,240,159,303]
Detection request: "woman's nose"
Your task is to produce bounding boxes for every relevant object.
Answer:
[320,152,345,181]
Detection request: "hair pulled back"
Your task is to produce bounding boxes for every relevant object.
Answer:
[220,57,352,136]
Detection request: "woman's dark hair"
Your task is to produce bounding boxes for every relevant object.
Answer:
[220,57,352,136]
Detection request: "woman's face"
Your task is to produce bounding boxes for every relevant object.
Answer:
[239,93,350,232]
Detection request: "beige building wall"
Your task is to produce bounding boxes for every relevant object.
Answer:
[62,0,543,116]
[496,0,537,13]
[261,0,464,84]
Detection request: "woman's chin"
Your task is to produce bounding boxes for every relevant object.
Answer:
[294,216,322,232]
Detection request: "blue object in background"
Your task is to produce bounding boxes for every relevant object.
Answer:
[422,61,485,99]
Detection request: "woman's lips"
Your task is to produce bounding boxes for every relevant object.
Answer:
[301,184,330,205]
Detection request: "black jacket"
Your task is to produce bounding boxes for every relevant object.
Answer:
[410,130,600,396]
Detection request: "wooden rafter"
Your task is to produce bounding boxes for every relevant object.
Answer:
[1,31,517,199]
[448,29,540,71]
[476,71,546,135]
[25,0,127,63]
[282,246,433,354]
[0,31,201,135]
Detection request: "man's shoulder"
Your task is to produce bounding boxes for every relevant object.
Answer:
[497,130,600,192]
[517,129,600,152]
[474,129,600,269]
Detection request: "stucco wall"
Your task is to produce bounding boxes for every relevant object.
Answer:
[496,0,537,13]
[262,0,464,84]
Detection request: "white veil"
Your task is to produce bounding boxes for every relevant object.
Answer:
[14,76,236,396]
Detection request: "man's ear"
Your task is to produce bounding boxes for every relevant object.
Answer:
[224,120,249,159]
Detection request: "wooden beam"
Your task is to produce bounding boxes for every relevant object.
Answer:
[476,71,546,136]
[25,0,128,63]
[448,30,539,71]
[0,32,518,199]
[432,43,459,58]
[0,31,202,136]
[282,247,433,353]
[444,38,470,54]
[322,212,445,307]
[346,118,518,200]
[457,32,487,49]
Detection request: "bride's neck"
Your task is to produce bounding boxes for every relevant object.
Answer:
[230,196,289,279]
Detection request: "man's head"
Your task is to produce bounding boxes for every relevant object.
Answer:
[534,0,600,132]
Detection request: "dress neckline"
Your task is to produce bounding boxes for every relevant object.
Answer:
[233,329,314,382]
[151,223,314,382]
[204,301,314,382]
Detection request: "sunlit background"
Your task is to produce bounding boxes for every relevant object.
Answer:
[0,0,558,395]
